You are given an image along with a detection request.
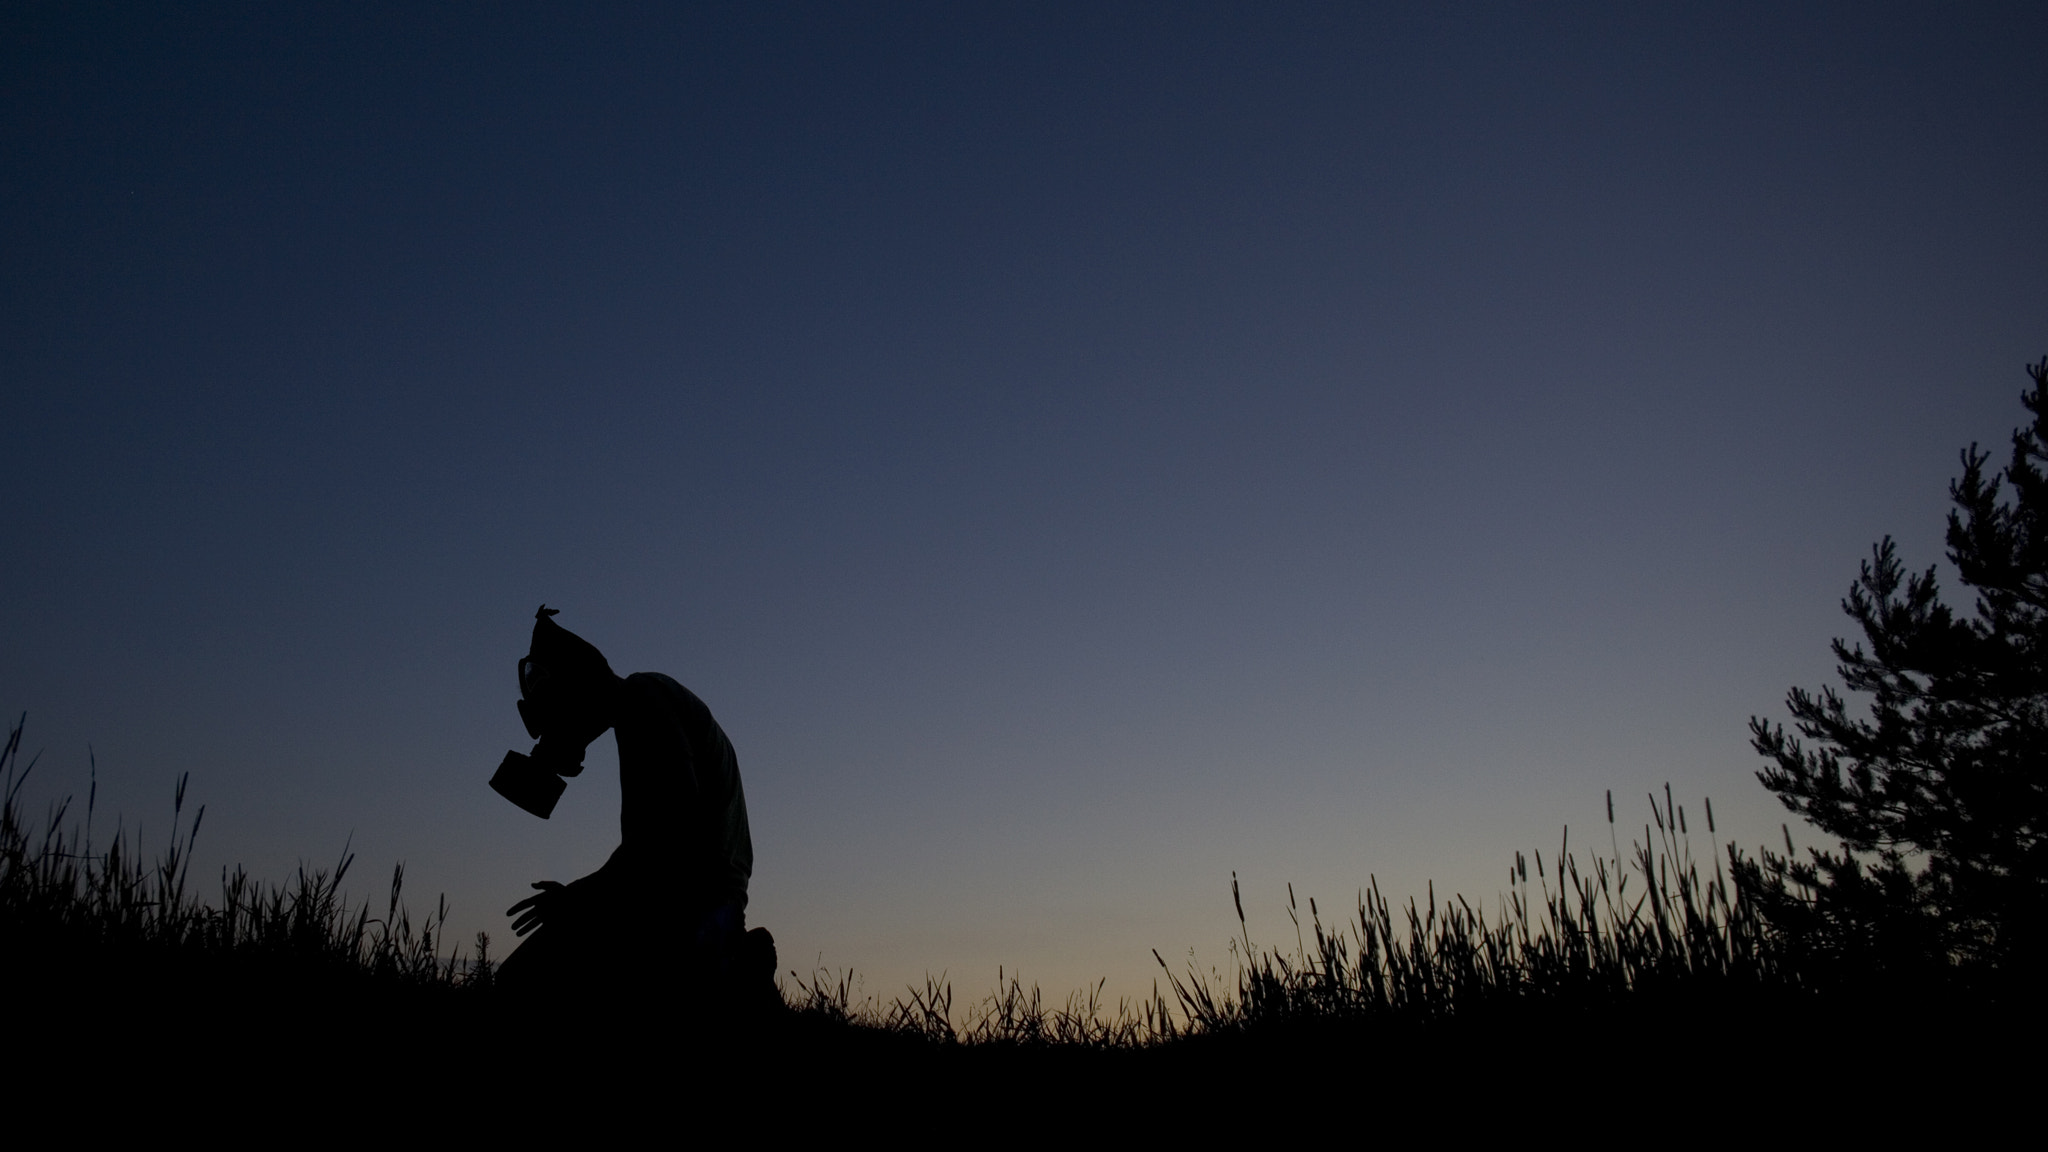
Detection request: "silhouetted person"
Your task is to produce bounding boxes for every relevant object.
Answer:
[493,606,774,1017]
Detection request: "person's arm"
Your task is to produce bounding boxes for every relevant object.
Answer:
[506,846,633,936]
[506,880,566,937]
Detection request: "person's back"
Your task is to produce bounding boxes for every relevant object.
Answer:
[613,671,752,922]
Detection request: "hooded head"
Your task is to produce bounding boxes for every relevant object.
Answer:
[517,605,620,776]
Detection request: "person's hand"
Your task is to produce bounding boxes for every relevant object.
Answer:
[507,880,569,937]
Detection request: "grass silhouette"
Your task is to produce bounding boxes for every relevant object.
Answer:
[779,786,1794,1049]
[2,712,2017,1118]
[1,713,475,995]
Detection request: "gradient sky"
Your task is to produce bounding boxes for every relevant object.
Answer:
[5,2,2046,1007]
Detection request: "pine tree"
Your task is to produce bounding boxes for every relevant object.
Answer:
[1747,357,2048,981]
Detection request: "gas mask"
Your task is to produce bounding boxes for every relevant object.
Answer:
[489,658,574,819]
[489,607,615,819]
[515,656,598,777]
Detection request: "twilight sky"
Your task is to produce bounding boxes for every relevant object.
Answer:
[5,2,2045,1006]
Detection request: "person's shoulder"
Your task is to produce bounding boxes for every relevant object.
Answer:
[623,671,702,708]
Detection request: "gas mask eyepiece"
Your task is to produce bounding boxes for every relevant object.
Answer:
[516,656,555,739]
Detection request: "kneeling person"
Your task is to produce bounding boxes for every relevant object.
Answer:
[493,606,773,1010]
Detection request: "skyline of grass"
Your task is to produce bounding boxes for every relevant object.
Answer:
[5,710,1876,1049]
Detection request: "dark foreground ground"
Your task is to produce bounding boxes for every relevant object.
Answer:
[6,939,2033,1137]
